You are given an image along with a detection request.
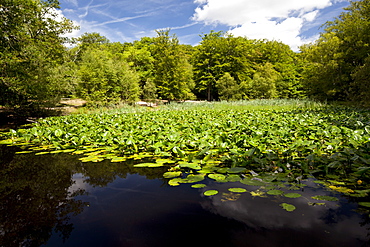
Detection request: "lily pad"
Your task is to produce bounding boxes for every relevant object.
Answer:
[228,188,247,193]
[240,178,265,186]
[227,167,247,173]
[111,157,127,162]
[183,174,205,183]
[284,193,302,198]
[311,195,338,201]
[208,174,227,182]
[163,171,182,178]
[15,150,33,154]
[280,203,296,212]
[250,191,265,197]
[191,184,207,189]
[358,202,370,208]
[134,162,164,167]
[168,178,183,186]
[267,189,284,196]
[204,190,219,196]
[178,162,201,170]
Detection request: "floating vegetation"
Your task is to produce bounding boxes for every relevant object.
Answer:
[1,101,370,211]
[204,190,219,196]
[280,203,296,212]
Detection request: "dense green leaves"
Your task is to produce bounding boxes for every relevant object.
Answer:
[0,0,76,109]
[300,0,370,103]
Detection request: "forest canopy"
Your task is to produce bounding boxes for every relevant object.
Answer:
[0,0,369,110]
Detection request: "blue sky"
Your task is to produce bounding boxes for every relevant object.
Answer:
[59,0,351,51]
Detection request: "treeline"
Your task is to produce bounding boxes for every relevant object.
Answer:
[1,0,369,110]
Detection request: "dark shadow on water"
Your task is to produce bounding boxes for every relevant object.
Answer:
[1,145,370,247]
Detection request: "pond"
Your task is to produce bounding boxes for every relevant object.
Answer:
[1,145,370,247]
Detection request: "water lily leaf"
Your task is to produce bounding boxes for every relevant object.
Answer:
[227,167,247,173]
[280,203,296,212]
[328,185,354,194]
[156,158,176,164]
[111,157,127,162]
[311,195,338,201]
[191,184,207,189]
[134,163,163,167]
[0,139,13,145]
[178,162,201,170]
[198,168,215,174]
[35,151,50,155]
[204,190,218,196]
[267,190,284,196]
[358,202,370,208]
[250,191,265,197]
[208,174,227,182]
[163,171,182,178]
[183,174,205,183]
[240,178,265,186]
[168,178,183,186]
[226,174,241,182]
[228,188,247,193]
[15,150,33,154]
[79,156,104,162]
[73,150,86,155]
[284,193,302,198]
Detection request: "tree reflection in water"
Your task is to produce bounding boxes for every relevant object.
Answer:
[0,146,87,247]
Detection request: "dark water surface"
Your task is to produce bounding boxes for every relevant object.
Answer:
[1,145,370,247]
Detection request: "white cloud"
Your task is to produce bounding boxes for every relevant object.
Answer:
[192,0,335,51]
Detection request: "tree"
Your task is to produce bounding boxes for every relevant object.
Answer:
[76,48,140,105]
[300,0,370,102]
[216,73,246,100]
[0,0,76,110]
[248,63,279,99]
[192,31,255,100]
[150,30,195,100]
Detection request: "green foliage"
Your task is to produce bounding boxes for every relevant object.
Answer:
[216,73,246,100]
[300,0,370,103]
[151,29,195,100]
[76,48,140,104]
[248,63,279,99]
[0,0,76,109]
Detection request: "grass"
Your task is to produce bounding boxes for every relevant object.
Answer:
[68,99,325,115]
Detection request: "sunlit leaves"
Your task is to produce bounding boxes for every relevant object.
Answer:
[204,190,219,196]
[163,171,182,178]
[228,188,247,193]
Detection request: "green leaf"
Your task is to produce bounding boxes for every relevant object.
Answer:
[311,195,338,201]
[191,184,207,189]
[183,174,205,183]
[240,178,265,186]
[284,193,302,198]
[358,202,370,208]
[111,157,127,162]
[168,178,183,186]
[227,167,247,173]
[204,190,218,196]
[280,203,296,212]
[267,189,284,196]
[228,188,247,193]
[163,171,182,178]
[134,163,164,167]
[208,173,227,182]
[178,162,201,170]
